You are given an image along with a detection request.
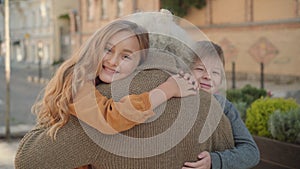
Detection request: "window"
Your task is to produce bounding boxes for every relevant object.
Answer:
[117,0,123,17]
[40,2,49,25]
[133,0,138,12]
[32,11,36,27]
[101,0,108,19]
[87,0,94,21]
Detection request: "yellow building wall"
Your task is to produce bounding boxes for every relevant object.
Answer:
[185,0,298,25]
[201,25,300,77]
[183,0,300,79]
[72,0,300,79]
[254,0,297,21]
[73,0,160,51]
[185,7,206,26]
[136,0,160,12]
[212,0,246,24]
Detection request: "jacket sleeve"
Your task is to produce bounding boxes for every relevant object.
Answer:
[69,82,155,135]
[211,95,260,169]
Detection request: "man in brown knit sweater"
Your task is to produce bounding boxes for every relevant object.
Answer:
[15,50,234,169]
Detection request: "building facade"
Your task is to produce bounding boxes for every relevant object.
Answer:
[0,0,78,65]
[70,0,300,81]
[184,0,300,80]
[2,0,298,80]
[69,0,160,52]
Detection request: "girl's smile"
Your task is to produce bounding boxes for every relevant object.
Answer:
[98,31,141,83]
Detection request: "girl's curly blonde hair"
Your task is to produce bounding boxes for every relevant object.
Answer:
[32,20,149,139]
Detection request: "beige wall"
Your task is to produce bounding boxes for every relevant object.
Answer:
[183,0,300,79]
[80,0,159,34]
[204,26,300,76]
[136,0,160,12]
[253,0,297,21]
[71,0,300,79]
[185,0,299,25]
[212,0,246,24]
[185,7,206,26]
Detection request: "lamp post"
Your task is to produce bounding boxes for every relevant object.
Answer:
[37,41,43,83]
[232,61,236,89]
[4,0,11,140]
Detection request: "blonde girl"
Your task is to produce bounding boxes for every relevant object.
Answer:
[33,19,198,140]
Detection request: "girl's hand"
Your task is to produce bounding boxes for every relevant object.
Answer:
[149,71,199,109]
[182,151,211,169]
[166,71,199,97]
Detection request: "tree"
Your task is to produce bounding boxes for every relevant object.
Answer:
[160,0,206,17]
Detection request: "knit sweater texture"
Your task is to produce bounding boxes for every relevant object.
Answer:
[15,51,234,169]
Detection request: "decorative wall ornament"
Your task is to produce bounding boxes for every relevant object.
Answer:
[248,37,279,65]
[219,38,238,63]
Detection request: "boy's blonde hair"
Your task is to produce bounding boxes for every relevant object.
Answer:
[193,40,225,68]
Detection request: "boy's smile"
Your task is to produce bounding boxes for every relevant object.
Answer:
[192,58,223,94]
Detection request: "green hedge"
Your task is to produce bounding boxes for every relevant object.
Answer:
[246,98,299,137]
[226,84,267,120]
[227,84,267,107]
[268,108,300,143]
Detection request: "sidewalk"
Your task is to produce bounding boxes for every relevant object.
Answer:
[0,62,52,169]
[0,139,19,169]
[0,125,34,169]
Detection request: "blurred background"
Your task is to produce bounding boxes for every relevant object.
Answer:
[0,0,299,169]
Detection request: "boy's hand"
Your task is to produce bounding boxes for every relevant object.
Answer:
[182,151,211,169]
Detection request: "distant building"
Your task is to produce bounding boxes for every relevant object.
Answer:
[0,0,78,65]
[70,0,300,81]
[69,0,160,53]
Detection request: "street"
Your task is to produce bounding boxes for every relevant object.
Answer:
[0,63,50,127]
[0,138,19,169]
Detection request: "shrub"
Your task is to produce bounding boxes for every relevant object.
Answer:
[232,101,247,121]
[268,108,300,144]
[245,98,298,138]
[227,84,267,108]
[240,84,267,105]
[226,89,242,103]
[227,84,267,120]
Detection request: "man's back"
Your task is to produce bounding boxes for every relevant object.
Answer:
[15,68,234,169]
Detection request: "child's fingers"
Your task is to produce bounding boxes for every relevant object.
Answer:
[173,74,181,78]
[179,70,185,77]
[187,77,199,91]
[183,160,202,168]
[182,72,192,80]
